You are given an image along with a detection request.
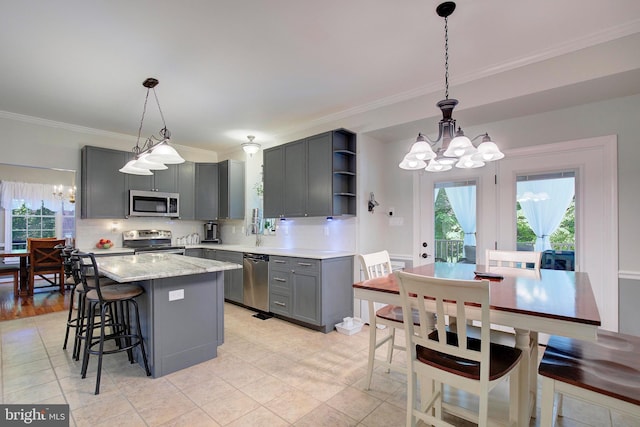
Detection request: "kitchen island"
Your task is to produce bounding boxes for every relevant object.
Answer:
[96,253,241,378]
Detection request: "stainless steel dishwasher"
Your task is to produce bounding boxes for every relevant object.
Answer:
[243,253,270,313]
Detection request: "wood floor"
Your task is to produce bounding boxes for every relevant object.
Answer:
[0,279,70,321]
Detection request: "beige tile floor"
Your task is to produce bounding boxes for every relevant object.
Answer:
[1,302,636,426]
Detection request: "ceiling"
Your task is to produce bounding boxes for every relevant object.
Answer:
[2,1,640,153]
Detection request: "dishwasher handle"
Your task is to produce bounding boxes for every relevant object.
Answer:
[243,253,269,262]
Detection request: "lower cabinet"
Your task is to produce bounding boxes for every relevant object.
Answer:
[185,248,243,304]
[269,255,353,333]
[216,250,243,304]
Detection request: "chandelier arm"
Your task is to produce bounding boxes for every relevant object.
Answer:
[469,133,489,143]
[419,131,441,145]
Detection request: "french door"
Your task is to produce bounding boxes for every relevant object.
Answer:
[418,135,618,331]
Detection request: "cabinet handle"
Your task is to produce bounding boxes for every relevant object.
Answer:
[274,277,287,282]
[274,301,286,307]
[273,260,286,264]
[297,262,312,267]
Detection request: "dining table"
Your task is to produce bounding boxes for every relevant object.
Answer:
[0,248,30,296]
[353,262,602,426]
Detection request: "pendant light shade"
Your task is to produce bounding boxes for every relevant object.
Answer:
[242,135,261,155]
[119,159,153,175]
[146,142,185,164]
[132,153,169,170]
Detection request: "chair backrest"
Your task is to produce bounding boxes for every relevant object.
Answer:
[29,239,65,272]
[27,237,58,252]
[71,251,106,300]
[485,249,542,270]
[359,250,393,279]
[396,271,492,382]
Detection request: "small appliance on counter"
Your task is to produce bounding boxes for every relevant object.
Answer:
[202,221,220,243]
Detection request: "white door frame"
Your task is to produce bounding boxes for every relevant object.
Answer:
[496,135,618,331]
[416,135,618,331]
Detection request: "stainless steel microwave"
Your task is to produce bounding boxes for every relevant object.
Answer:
[129,190,179,217]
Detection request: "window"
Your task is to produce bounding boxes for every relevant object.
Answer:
[516,172,575,251]
[433,180,477,263]
[8,200,75,250]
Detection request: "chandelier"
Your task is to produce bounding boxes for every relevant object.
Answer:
[399,2,504,172]
[119,78,185,175]
[52,185,76,204]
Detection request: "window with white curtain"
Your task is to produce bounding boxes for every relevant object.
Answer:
[434,180,477,263]
[0,181,75,251]
[516,171,575,252]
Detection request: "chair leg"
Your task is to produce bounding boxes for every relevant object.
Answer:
[94,303,108,395]
[62,285,76,350]
[13,271,19,297]
[540,377,556,426]
[81,301,96,378]
[385,326,396,371]
[365,301,377,390]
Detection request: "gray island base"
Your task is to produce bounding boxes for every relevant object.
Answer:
[96,253,241,378]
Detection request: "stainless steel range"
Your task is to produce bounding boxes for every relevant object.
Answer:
[122,230,186,255]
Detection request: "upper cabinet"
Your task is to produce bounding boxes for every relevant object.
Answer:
[80,145,244,221]
[126,160,178,193]
[177,161,195,220]
[195,163,219,220]
[218,160,245,220]
[81,146,128,219]
[263,129,356,218]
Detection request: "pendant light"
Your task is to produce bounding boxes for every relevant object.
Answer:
[399,2,504,172]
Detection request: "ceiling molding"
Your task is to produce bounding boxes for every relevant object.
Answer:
[0,110,135,142]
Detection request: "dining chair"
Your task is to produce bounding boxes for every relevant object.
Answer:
[359,250,406,389]
[0,262,20,297]
[396,270,522,427]
[28,238,66,295]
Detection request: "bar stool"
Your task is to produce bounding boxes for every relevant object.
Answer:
[60,247,116,361]
[73,251,151,394]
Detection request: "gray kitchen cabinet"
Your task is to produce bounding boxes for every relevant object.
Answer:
[263,129,356,218]
[263,146,285,218]
[283,139,306,217]
[269,257,292,316]
[81,146,128,219]
[216,250,243,303]
[218,160,245,220]
[177,161,195,220]
[202,248,217,260]
[126,160,178,193]
[184,248,203,258]
[268,255,353,332]
[195,163,219,220]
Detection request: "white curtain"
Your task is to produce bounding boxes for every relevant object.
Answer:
[517,177,574,251]
[444,185,476,247]
[0,181,59,211]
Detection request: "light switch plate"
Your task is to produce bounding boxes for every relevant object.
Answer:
[169,289,184,301]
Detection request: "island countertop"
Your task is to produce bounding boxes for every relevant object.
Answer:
[96,253,241,282]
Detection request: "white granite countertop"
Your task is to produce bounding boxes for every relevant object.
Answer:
[186,244,354,259]
[96,253,241,282]
[77,244,354,260]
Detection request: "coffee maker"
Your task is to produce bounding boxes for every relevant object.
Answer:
[202,221,219,243]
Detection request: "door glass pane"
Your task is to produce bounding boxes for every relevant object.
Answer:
[516,172,575,270]
[433,180,477,263]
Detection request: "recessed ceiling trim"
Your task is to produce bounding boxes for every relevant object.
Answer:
[0,110,135,141]
[293,20,640,130]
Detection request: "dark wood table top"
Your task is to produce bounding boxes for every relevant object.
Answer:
[353,263,601,327]
[0,249,29,257]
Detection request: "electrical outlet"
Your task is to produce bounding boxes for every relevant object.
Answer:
[324,226,329,236]
[169,289,184,301]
